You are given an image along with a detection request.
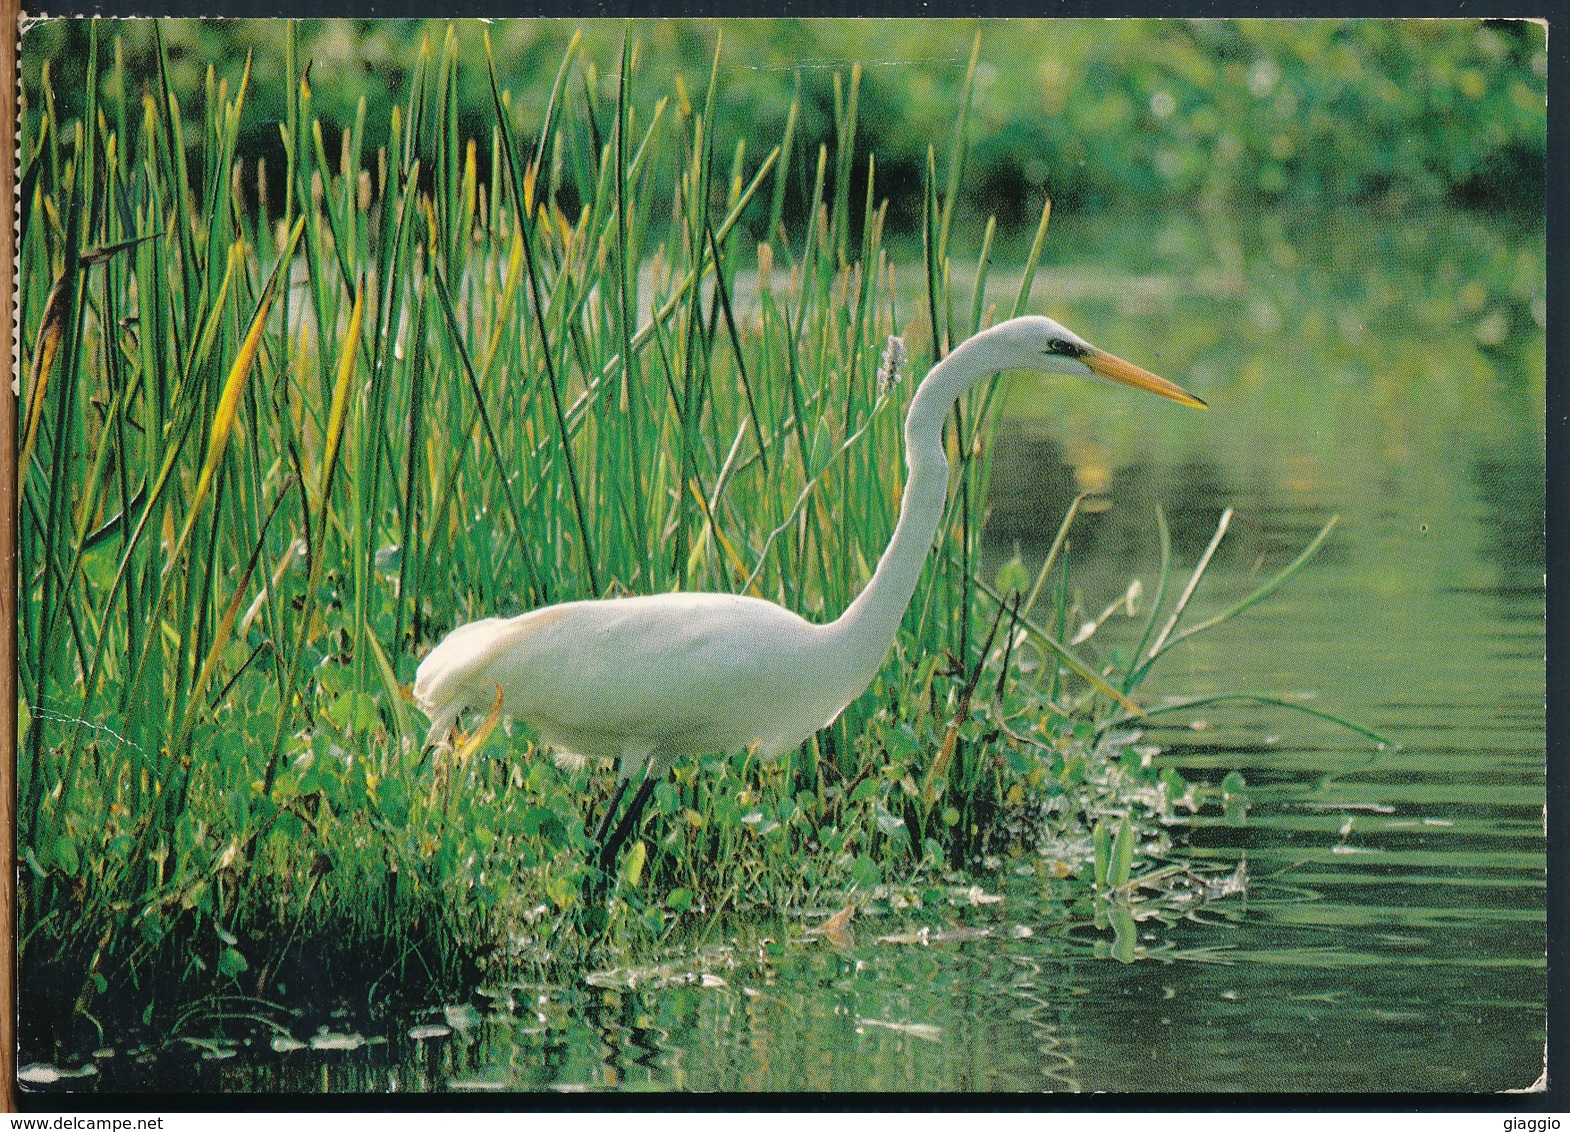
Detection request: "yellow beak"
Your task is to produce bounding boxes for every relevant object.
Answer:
[1084,349,1208,409]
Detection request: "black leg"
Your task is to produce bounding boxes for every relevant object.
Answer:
[593,777,631,847]
[598,772,660,875]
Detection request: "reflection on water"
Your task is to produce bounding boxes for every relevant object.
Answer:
[1469,455,1546,594]
[25,208,1544,1095]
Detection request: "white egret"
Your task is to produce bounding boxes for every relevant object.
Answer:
[413,315,1205,873]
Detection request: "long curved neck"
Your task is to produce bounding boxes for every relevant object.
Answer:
[824,336,1000,682]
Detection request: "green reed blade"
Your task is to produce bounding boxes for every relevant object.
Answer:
[1147,506,1233,658]
[1009,198,1053,319]
[831,63,860,267]
[152,22,199,325]
[403,33,431,178]
[1101,692,1392,749]
[394,284,431,650]
[430,263,547,604]
[1018,491,1090,627]
[1142,514,1341,678]
[1127,505,1173,692]
[707,222,768,477]
[26,22,99,830]
[371,161,421,382]
[484,29,599,595]
[969,216,995,337]
[937,28,982,268]
[615,26,651,585]
[531,29,582,203]
[923,145,942,360]
[767,82,799,244]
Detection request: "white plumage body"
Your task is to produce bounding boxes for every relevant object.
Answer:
[414,592,853,777]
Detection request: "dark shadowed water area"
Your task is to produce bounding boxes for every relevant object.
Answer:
[24,208,1546,1095]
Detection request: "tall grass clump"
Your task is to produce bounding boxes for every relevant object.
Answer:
[17,21,1368,1053]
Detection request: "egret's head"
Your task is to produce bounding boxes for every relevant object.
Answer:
[985,315,1207,409]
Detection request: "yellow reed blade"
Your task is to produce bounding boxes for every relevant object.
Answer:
[165,217,305,575]
[318,280,367,509]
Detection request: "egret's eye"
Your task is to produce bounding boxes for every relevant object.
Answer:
[1046,337,1084,357]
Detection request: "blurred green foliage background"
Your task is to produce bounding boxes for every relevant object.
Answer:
[21,17,1547,238]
